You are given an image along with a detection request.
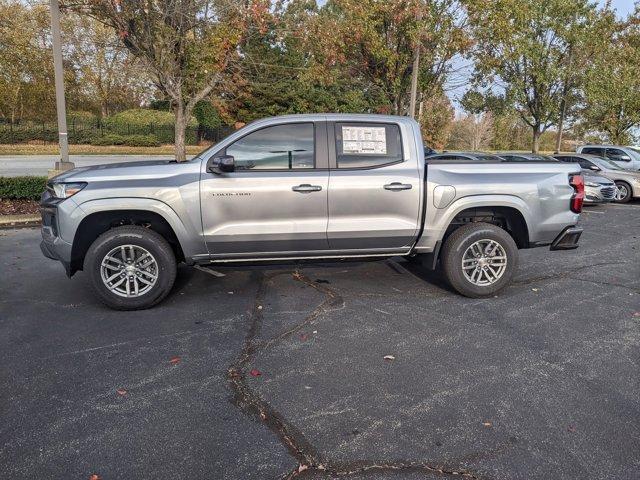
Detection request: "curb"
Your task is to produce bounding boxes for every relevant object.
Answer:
[0,215,41,228]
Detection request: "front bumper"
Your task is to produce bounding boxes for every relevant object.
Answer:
[40,192,73,276]
[550,226,583,251]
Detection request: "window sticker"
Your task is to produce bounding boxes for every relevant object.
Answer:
[341,126,387,155]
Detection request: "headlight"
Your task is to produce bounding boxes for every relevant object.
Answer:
[584,181,599,187]
[49,182,87,199]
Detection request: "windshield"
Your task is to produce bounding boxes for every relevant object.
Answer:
[592,157,624,170]
[628,147,640,157]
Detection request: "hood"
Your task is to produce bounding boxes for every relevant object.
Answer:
[582,171,614,184]
[49,159,194,183]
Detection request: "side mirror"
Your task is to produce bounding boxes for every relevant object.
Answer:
[208,155,235,174]
[589,165,601,171]
[619,155,631,161]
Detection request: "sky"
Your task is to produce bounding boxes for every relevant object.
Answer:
[606,0,635,16]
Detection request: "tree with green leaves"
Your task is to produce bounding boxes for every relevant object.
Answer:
[464,0,597,152]
[581,6,640,144]
[67,0,270,160]
[0,0,56,123]
[306,0,470,115]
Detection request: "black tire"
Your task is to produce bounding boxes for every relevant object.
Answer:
[614,181,632,203]
[440,222,518,298]
[84,226,177,310]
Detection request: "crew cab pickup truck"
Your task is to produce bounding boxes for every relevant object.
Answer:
[40,114,584,310]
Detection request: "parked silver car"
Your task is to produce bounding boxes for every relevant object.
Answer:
[496,152,558,162]
[581,171,616,204]
[554,153,640,203]
[576,145,640,171]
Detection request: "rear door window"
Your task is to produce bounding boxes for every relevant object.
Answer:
[334,123,402,169]
[581,147,604,156]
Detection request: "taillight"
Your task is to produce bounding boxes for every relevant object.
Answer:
[569,174,584,213]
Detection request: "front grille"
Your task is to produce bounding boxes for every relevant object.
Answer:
[600,186,615,199]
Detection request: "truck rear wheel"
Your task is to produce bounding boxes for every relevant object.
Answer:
[440,222,518,298]
[84,226,177,310]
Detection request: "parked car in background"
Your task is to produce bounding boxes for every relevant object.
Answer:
[580,172,617,204]
[497,152,558,162]
[576,145,640,171]
[40,114,585,309]
[425,151,505,162]
[554,153,640,203]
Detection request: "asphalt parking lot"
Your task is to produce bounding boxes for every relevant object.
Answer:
[1,202,638,480]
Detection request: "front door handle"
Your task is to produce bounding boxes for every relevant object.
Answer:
[292,184,322,193]
[384,182,413,191]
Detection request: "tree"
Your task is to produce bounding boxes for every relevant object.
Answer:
[306,0,470,115]
[219,0,378,123]
[0,0,56,123]
[465,0,597,152]
[63,14,151,117]
[581,6,640,144]
[68,0,268,160]
[419,91,454,149]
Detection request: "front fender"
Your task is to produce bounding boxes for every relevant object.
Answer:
[72,198,206,259]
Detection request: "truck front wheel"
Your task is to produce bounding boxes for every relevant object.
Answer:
[84,225,177,310]
[440,222,518,298]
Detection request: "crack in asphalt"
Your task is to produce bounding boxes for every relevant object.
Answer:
[226,269,484,480]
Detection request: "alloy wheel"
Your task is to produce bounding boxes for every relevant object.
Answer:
[462,239,508,286]
[100,245,159,298]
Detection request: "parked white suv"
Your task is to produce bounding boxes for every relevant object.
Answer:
[576,145,640,171]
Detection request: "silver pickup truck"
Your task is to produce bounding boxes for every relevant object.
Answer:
[40,114,584,310]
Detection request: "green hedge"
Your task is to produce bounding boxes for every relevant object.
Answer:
[0,128,97,145]
[90,133,160,147]
[0,176,48,200]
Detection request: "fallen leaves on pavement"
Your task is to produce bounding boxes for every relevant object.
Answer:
[249,368,262,377]
[116,388,127,396]
[169,356,181,365]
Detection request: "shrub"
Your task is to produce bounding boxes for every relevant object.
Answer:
[0,176,48,200]
[122,134,160,147]
[90,134,126,146]
[104,108,195,128]
[89,134,160,147]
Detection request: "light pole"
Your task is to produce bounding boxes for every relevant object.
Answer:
[49,0,74,175]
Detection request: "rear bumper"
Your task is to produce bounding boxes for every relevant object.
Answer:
[550,226,583,251]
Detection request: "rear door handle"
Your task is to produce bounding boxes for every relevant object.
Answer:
[292,184,322,193]
[384,182,413,191]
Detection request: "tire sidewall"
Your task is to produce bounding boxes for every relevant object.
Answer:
[85,228,176,310]
[443,224,518,298]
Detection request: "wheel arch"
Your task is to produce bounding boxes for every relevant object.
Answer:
[441,205,530,249]
[70,208,186,275]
